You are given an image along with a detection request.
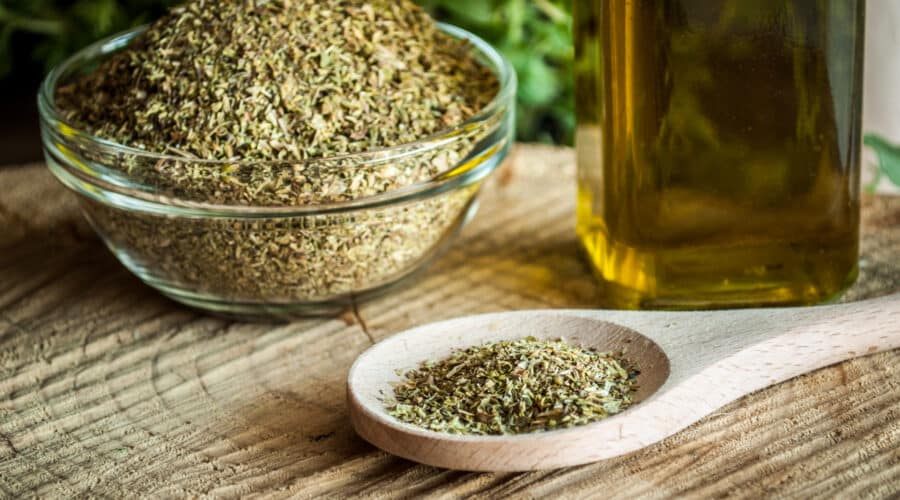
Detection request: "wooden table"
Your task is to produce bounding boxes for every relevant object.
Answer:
[1,145,898,498]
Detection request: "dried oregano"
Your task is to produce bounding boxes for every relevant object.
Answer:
[386,337,639,435]
[53,0,502,304]
[57,0,497,163]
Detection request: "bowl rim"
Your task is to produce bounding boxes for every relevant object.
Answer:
[39,22,516,217]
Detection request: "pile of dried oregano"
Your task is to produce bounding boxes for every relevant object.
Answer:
[387,337,639,435]
[55,0,501,304]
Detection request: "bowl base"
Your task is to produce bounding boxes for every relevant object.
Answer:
[145,198,481,322]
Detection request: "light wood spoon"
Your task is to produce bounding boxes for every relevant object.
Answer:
[347,294,900,471]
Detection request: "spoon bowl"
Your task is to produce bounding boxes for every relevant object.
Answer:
[348,295,900,471]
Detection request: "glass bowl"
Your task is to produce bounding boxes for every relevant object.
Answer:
[39,23,516,319]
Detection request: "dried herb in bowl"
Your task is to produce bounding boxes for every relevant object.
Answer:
[79,187,477,303]
[57,0,497,157]
[46,0,510,313]
[56,0,498,205]
[386,337,639,435]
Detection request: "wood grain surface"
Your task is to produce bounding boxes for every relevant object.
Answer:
[1,144,899,498]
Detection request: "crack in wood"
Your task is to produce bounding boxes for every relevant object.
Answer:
[353,301,375,345]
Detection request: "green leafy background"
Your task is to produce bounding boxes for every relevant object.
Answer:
[864,134,900,191]
[0,0,574,144]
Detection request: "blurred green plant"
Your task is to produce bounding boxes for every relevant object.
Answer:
[0,1,180,76]
[0,0,574,144]
[864,134,900,191]
[420,0,574,144]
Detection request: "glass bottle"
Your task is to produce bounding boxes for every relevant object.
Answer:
[574,0,866,309]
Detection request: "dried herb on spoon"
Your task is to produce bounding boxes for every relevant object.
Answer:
[386,337,639,435]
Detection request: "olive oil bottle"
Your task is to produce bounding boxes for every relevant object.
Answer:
[575,0,865,309]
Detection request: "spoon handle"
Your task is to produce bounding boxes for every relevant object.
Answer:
[692,294,900,400]
[609,294,900,453]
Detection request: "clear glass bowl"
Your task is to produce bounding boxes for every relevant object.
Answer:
[39,23,516,319]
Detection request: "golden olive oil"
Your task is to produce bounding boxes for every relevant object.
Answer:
[575,0,865,309]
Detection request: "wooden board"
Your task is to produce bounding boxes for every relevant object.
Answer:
[1,144,899,498]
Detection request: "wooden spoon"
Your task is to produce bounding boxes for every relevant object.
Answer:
[347,294,900,471]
